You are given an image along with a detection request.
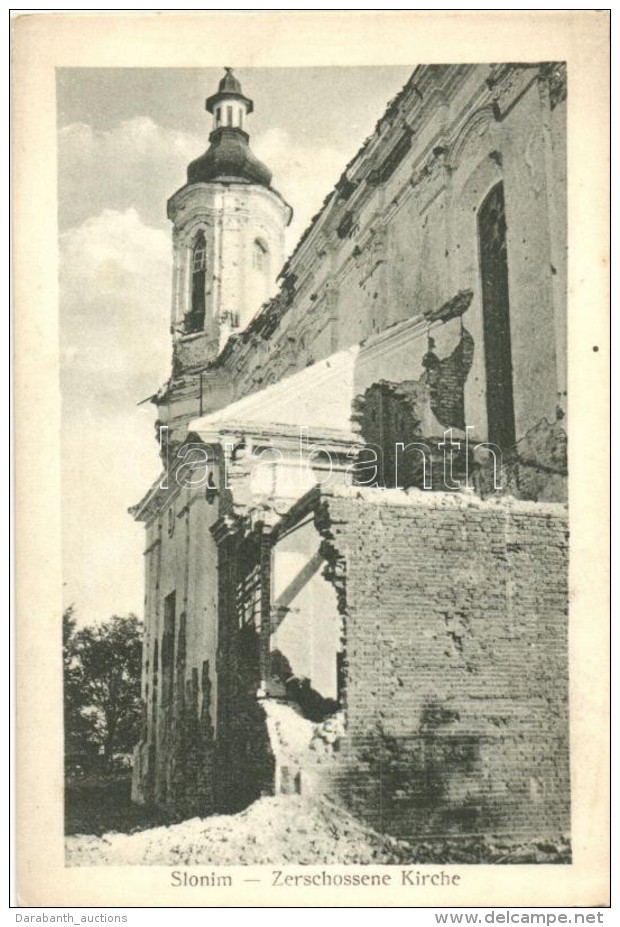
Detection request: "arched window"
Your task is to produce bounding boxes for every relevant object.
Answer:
[186,231,207,334]
[478,182,516,449]
[253,239,268,272]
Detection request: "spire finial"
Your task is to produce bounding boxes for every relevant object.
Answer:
[206,68,253,115]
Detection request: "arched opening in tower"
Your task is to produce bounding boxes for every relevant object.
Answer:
[186,230,207,334]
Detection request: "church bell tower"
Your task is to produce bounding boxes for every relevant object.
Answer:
[167,68,292,368]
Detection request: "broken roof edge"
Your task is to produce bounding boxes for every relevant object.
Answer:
[277,64,431,279]
[190,288,473,446]
[132,285,474,525]
[266,469,569,550]
[317,482,569,517]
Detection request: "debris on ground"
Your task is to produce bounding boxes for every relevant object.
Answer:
[65,795,571,866]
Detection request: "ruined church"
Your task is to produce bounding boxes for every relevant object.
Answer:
[131,64,570,840]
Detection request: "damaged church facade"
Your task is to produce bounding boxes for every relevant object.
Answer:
[131,64,570,840]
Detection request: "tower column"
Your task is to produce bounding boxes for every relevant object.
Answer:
[159,68,293,443]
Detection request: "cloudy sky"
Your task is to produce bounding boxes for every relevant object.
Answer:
[58,66,413,625]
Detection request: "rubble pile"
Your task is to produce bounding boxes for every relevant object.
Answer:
[65,795,570,867]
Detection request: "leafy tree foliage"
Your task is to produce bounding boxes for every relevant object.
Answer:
[64,606,97,758]
[63,609,143,766]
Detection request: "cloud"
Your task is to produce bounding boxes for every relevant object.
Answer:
[253,127,346,254]
[58,118,204,230]
[60,208,171,624]
[59,116,350,256]
[60,207,171,397]
[61,117,199,165]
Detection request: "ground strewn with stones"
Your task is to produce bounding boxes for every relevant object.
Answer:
[66,795,570,867]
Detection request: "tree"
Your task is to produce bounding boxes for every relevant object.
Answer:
[63,606,97,760]
[64,611,143,765]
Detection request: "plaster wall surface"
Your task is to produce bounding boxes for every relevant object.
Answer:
[132,481,221,813]
[169,181,289,360]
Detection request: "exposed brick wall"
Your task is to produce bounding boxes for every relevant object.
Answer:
[314,487,570,839]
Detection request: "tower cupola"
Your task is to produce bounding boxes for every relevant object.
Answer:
[166,68,292,377]
[206,67,253,121]
[187,68,272,187]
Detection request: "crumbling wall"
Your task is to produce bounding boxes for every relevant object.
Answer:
[352,322,475,490]
[312,486,570,839]
[475,415,568,503]
[132,484,222,818]
[166,610,217,817]
[215,532,276,812]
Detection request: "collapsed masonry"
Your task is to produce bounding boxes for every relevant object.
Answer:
[131,297,569,839]
[131,63,570,842]
[133,475,569,838]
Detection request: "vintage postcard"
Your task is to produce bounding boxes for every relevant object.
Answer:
[13,11,610,908]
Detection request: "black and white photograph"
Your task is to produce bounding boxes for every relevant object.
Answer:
[13,10,609,910]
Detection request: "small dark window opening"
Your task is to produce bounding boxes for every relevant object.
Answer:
[186,232,207,334]
[478,182,516,449]
[227,105,233,126]
[253,239,268,271]
[336,651,346,706]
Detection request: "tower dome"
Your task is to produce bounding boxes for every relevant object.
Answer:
[187,129,272,187]
[187,68,272,187]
